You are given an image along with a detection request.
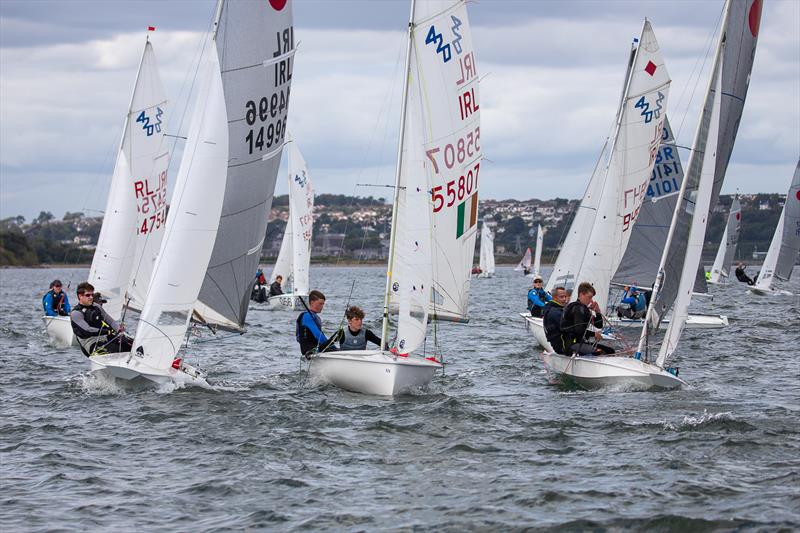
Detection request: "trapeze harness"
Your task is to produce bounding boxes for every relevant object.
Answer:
[70,303,112,356]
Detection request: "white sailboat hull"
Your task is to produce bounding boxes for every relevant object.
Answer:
[477,272,494,278]
[308,349,442,396]
[747,287,793,296]
[266,293,306,310]
[90,352,209,388]
[540,351,685,391]
[607,313,728,329]
[42,316,77,348]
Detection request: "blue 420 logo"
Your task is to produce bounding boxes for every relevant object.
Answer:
[137,107,163,136]
[634,92,664,124]
[425,16,465,64]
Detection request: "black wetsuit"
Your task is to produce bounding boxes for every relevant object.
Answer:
[269,281,284,297]
[542,300,567,354]
[560,301,614,355]
[735,266,755,285]
[70,303,133,356]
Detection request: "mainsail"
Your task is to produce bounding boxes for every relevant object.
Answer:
[479,221,495,276]
[611,117,684,288]
[88,39,169,319]
[387,0,481,353]
[572,20,671,311]
[133,0,294,370]
[288,139,314,294]
[709,194,741,282]
[754,160,800,290]
[195,0,295,331]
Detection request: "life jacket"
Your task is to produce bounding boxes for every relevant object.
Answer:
[42,289,67,315]
[296,310,323,354]
[71,303,110,356]
[340,327,367,351]
[527,287,548,311]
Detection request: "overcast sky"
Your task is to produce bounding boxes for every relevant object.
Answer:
[1,0,798,220]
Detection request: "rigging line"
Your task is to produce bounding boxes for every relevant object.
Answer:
[675,3,725,141]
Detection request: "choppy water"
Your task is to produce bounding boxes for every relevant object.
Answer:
[1,266,799,531]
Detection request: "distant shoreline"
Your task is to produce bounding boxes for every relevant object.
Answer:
[3,261,554,269]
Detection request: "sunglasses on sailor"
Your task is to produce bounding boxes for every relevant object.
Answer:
[79,292,94,298]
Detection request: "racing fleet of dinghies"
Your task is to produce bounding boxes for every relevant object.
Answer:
[50,0,789,395]
[708,195,742,284]
[749,161,800,296]
[91,0,295,387]
[44,36,170,349]
[308,0,481,395]
[266,137,315,310]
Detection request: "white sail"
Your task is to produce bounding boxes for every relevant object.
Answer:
[287,139,314,294]
[389,0,480,353]
[478,221,495,276]
[656,59,722,368]
[533,224,543,277]
[755,160,800,289]
[514,247,532,272]
[709,195,741,283]
[132,41,229,371]
[573,20,671,310]
[270,217,293,287]
[88,39,168,319]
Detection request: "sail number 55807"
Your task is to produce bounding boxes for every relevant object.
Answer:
[431,162,480,213]
[425,127,480,174]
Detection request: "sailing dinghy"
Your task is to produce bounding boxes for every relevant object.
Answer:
[708,195,741,284]
[92,0,295,386]
[266,138,314,310]
[309,0,481,395]
[538,19,680,389]
[478,219,495,278]
[749,160,800,296]
[44,36,169,349]
[514,247,532,276]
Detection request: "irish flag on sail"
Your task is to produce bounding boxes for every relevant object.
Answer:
[456,193,478,238]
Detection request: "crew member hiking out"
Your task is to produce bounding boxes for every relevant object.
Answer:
[70,282,133,356]
[42,279,71,317]
[560,282,615,356]
[527,277,551,318]
[735,263,756,285]
[296,290,337,357]
[542,286,569,354]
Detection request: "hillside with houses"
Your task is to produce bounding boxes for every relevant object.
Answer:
[0,193,788,267]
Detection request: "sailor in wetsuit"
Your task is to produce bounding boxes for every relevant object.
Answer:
[296,290,337,357]
[542,286,569,354]
[269,275,285,297]
[735,263,756,285]
[70,282,133,356]
[560,282,615,356]
[527,277,551,318]
[617,286,647,319]
[330,306,383,351]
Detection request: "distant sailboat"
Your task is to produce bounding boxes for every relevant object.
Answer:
[750,160,800,296]
[478,219,495,278]
[43,36,169,349]
[90,0,295,386]
[266,138,314,309]
[309,0,481,395]
[708,195,741,284]
[514,247,532,276]
[532,224,543,278]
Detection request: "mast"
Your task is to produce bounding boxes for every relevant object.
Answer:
[380,0,416,348]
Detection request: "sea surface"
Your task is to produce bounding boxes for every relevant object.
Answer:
[1,265,799,531]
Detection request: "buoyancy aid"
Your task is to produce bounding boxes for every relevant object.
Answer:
[340,327,367,350]
[71,303,111,355]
